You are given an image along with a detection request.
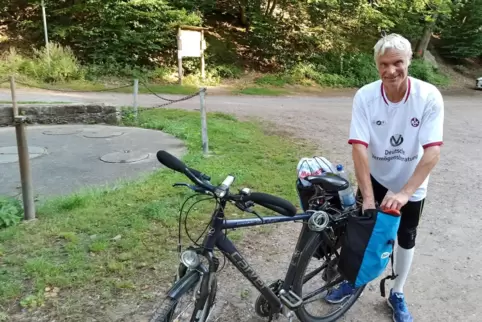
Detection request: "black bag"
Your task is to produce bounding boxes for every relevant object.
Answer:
[337,208,401,295]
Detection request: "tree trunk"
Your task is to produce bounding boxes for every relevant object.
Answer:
[265,0,272,16]
[269,0,277,16]
[239,4,247,26]
[415,13,438,58]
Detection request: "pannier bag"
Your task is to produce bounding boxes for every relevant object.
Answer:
[337,208,401,295]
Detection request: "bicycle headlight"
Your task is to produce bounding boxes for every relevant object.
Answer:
[180,250,200,269]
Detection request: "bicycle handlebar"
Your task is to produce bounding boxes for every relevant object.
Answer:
[157,150,215,190]
[240,192,297,217]
[156,150,297,217]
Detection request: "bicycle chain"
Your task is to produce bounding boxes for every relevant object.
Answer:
[14,80,132,93]
[151,88,205,108]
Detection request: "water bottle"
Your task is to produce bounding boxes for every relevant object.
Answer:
[336,164,356,210]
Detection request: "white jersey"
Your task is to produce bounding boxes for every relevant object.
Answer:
[348,76,444,201]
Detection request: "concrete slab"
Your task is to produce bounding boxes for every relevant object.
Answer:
[0,124,186,198]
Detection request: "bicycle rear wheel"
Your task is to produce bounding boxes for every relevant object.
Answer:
[292,234,364,322]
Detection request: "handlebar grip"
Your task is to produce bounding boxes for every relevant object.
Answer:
[244,192,297,217]
[157,150,187,173]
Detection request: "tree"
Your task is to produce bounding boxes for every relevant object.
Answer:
[438,0,482,59]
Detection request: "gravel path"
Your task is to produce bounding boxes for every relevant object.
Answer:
[2,87,481,322]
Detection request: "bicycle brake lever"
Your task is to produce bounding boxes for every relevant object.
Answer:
[173,183,207,194]
[173,182,190,188]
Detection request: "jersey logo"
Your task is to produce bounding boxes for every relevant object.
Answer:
[411,117,420,127]
[390,134,404,147]
[373,120,386,126]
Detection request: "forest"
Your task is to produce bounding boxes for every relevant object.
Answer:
[1,0,481,89]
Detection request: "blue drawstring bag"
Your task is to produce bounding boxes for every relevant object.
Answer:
[337,208,401,296]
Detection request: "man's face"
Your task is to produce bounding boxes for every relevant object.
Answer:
[376,48,410,89]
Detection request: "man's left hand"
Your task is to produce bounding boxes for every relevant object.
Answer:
[380,191,410,211]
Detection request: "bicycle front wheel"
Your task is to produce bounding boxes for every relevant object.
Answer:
[149,267,217,322]
[292,234,364,322]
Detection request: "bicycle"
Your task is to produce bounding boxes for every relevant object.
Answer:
[149,150,365,322]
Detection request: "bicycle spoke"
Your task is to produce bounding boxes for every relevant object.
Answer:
[302,275,345,303]
[302,262,327,284]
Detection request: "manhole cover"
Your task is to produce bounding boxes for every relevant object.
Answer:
[83,131,124,138]
[100,150,150,164]
[0,146,47,164]
[43,128,82,135]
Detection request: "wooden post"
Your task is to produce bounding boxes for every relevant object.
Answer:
[10,75,36,221]
[177,27,183,85]
[10,76,18,117]
[133,79,138,121]
[200,88,208,155]
[200,30,205,80]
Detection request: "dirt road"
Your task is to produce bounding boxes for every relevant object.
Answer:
[1,87,481,322]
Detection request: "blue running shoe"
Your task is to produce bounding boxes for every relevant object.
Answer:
[324,280,357,304]
[387,289,413,322]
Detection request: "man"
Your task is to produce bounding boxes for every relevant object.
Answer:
[325,33,444,322]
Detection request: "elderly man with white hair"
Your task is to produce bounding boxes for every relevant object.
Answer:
[325,33,444,322]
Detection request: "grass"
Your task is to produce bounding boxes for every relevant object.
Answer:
[232,86,292,96]
[0,108,311,320]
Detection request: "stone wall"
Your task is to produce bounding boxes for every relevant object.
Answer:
[0,103,120,127]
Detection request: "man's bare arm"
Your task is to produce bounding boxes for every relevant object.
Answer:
[401,145,441,197]
[352,143,375,209]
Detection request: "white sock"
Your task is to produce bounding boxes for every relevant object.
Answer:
[392,246,415,294]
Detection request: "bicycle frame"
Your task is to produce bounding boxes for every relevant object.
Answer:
[194,198,326,317]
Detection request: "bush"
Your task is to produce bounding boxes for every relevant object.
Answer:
[22,43,84,82]
[211,65,243,79]
[0,43,84,83]
[409,59,450,86]
[0,197,23,229]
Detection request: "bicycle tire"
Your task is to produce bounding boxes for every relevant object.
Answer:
[149,268,218,322]
[149,298,177,322]
[292,235,364,322]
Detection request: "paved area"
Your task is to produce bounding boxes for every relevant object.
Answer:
[1,87,481,322]
[0,124,186,198]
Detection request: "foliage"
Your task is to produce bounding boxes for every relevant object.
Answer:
[5,0,202,68]
[0,43,84,83]
[0,197,23,229]
[438,0,482,59]
[2,0,474,88]
[409,59,450,85]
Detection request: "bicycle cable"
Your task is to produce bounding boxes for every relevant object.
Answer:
[181,193,232,273]
[177,193,202,255]
[183,195,217,246]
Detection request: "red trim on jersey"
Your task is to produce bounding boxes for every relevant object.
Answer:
[423,141,443,149]
[381,78,411,105]
[348,139,368,148]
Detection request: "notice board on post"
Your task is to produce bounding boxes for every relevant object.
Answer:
[177,25,208,85]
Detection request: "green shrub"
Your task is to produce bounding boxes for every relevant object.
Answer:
[0,197,23,229]
[341,53,379,87]
[21,43,84,83]
[0,48,26,76]
[0,43,84,83]
[409,59,450,86]
[212,65,243,79]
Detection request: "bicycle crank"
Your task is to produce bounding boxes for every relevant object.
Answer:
[254,280,283,318]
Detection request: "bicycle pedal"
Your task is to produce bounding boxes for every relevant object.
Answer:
[279,289,302,310]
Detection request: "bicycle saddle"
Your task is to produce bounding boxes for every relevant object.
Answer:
[305,173,349,192]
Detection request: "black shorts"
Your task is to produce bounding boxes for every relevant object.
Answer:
[356,175,425,249]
